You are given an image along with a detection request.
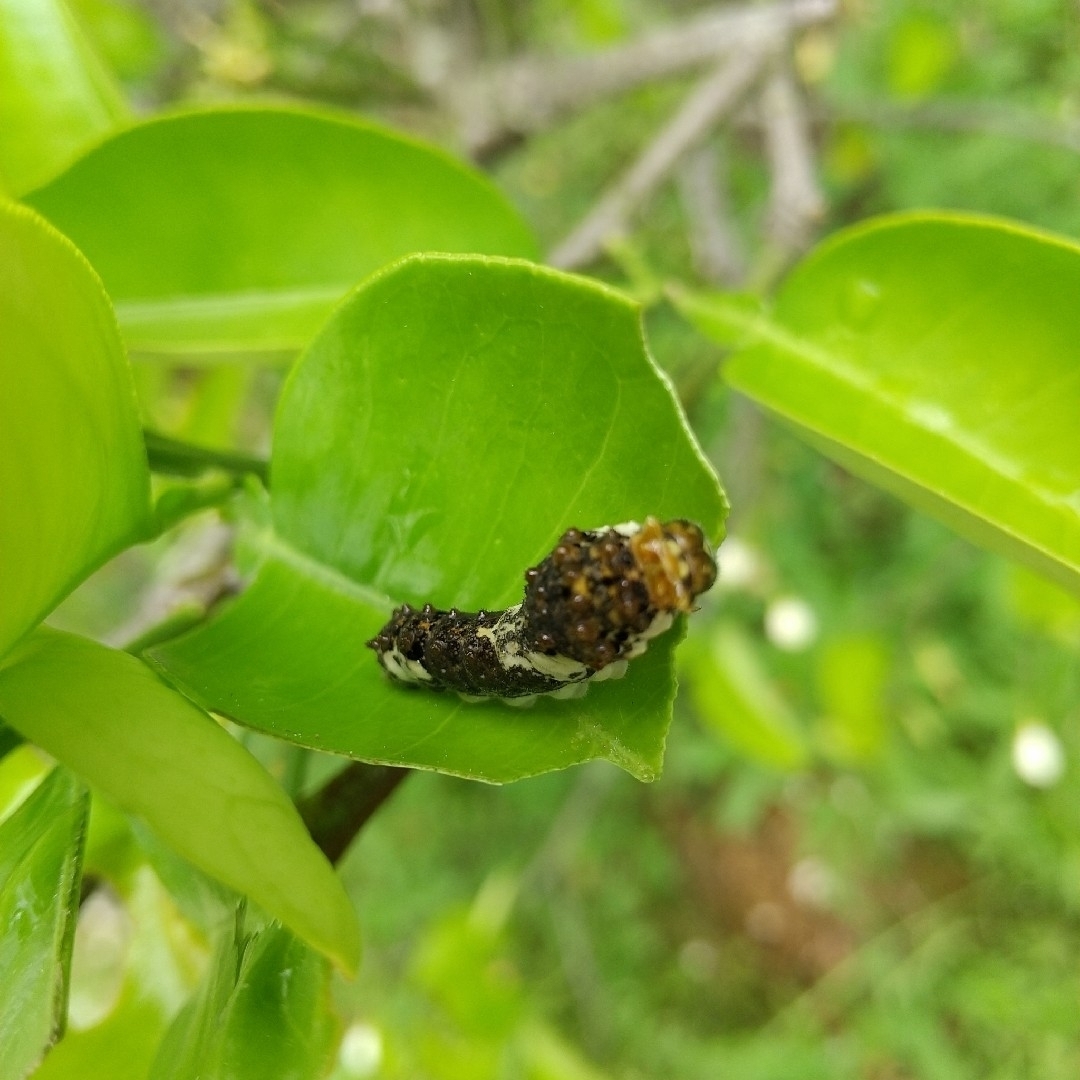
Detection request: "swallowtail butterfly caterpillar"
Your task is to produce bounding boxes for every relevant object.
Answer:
[367,517,716,705]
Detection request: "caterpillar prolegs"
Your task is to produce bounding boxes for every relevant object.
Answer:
[367,517,717,705]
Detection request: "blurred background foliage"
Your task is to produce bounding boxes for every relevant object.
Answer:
[20,0,1080,1076]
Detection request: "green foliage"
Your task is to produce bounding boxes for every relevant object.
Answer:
[32,865,205,1080]
[150,255,724,782]
[0,630,359,974]
[0,201,150,660]
[680,623,810,770]
[676,213,1080,595]
[0,769,88,1080]
[26,108,539,355]
[154,915,337,1080]
[0,0,127,194]
[4,0,1080,1076]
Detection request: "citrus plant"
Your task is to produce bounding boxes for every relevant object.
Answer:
[3,0,1079,1077]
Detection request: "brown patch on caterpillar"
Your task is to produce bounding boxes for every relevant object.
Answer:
[522,517,716,671]
[367,517,716,700]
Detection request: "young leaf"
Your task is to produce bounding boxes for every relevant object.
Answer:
[0,202,150,662]
[0,629,360,974]
[675,212,1080,596]
[153,917,337,1080]
[27,106,539,355]
[0,768,89,1080]
[150,255,727,783]
[0,0,128,194]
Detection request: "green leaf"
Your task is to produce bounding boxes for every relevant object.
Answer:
[0,0,128,195]
[32,865,205,1080]
[0,201,150,662]
[0,744,49,825]
[676,213,1080,597]
[680,623,810,771]
[0,629,360,973]
[150,255,726,783]
[27,106,539,355]
[0,767,89,1080]
[153,916,337,1080]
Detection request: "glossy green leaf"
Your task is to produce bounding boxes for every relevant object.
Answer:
[27,106,539,355]
[0,202,150,661]
[0,0,127,194]
[0,629,359,973]
[151,256,726,783]
[680,623,809,770]
[676,213,1080,596]
[0,767,89,1080]
[154,917,337,1080]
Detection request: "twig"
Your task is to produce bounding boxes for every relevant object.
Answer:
[677,143,747,287]
[450,0,838,155]
[298,762,411,864]
[760,60,825,268]
[718,395,767,531]
[835,98,1080,153]
[722,96,1080,156]
[549,48,774,270]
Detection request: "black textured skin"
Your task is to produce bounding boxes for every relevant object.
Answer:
[367,518,717,699]
[522,526,655,669]
[368,604,564,697]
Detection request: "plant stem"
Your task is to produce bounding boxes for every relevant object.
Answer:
[298,762,411,864]
[143,429,270,483]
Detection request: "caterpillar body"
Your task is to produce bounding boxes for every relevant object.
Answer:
[367,517,716,705]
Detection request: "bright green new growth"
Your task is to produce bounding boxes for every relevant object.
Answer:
[0,202,150,663]
[677,212,1080,597]
[0,630,361,975]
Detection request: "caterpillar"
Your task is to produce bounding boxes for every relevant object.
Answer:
[367,517,716,705]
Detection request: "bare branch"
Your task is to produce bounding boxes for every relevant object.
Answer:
[450,0,838,155]
[761,61,825,260]
[549,48,774,271]
[677,143,747,287]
